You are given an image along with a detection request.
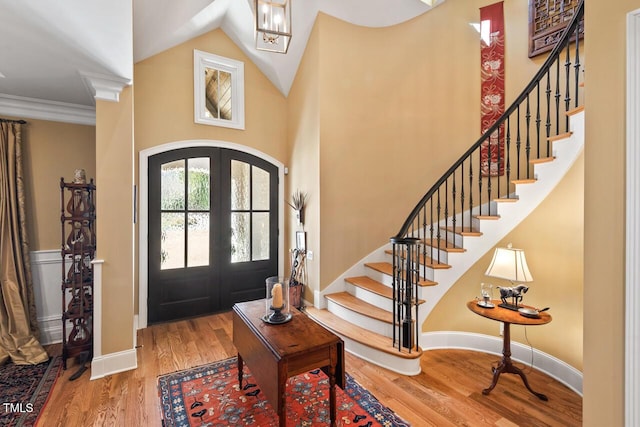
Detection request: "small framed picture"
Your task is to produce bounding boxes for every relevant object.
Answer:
[296,231,306,251]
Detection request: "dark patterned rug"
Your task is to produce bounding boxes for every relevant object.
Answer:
[158,356,410,426]
[0,357,62,427]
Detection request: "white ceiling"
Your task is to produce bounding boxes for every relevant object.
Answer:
[0,0,442,114]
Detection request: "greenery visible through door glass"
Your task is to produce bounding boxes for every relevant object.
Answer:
[188,158,210,210]
[161,212,185,269]
[161,160,185,210]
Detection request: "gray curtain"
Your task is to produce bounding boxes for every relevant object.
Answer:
[0,120,48,365]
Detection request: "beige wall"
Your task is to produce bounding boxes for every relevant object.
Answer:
[426,152,584,370]
[583,1,640,425]
[287,22,321,302]
[96,86,135,354]
[134,29,287,161]
[286,1,545,292]
[19,118,95,251]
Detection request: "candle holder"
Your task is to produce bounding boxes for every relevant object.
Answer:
[263,276,292,324]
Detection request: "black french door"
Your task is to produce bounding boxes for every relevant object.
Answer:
[148,147,278,324]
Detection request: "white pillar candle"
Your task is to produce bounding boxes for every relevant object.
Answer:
[272,283,283,308]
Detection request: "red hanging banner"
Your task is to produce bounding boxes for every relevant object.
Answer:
[480,1,505,177]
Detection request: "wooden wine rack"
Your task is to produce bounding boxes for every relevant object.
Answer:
[60,178,96,370]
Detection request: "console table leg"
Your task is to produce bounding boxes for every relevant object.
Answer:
[329,345,337,427]
[237,353,243,388]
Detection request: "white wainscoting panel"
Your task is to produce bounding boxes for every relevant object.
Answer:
[30,250,63,345]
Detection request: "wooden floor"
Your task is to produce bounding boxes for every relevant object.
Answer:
[38,311,582,426]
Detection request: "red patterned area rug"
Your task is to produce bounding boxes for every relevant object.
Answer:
[0,356,62,427]
[158,357,410,427]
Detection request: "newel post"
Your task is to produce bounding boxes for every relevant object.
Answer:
[390,236,420,352]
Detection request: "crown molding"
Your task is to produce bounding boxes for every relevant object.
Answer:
[0,93,95,125]
[79,71,131,103]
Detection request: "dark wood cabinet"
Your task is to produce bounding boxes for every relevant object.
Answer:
[60,176,96,370]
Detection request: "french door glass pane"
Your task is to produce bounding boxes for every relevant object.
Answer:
[161,160,185,210]
[231,160,250,210]
[252,166,270,210]
[231,160,251,211]
[252,213,270,260]
[161,213,185,270]
[231,212,250,263]
[187,213,209,267]
[188,158,210,210]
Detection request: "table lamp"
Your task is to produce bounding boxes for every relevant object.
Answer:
[485,244,533,310]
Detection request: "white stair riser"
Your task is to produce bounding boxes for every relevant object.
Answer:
[345,282,393,311]
[326,299,394,338]
[339,336,421,376]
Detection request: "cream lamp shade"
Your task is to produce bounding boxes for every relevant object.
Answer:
[485,244,533,282]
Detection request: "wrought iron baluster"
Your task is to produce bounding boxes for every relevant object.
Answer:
[526,95,532,179]
[536,83,542,157]
[516,104,522,180]
[564,42,572,131]
[478,145,483,215]
[546,69,552,141]
[451,172,457,247]
[506,116,512,197]
[555,60,561,135]
[468,153,474,226]
[574,21,581,108]
[460,161,465,231]
[436,188,441,264]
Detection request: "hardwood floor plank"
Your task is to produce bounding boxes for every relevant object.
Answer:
[37,311,581,426]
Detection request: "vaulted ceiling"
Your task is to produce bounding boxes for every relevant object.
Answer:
[0,0,442,118]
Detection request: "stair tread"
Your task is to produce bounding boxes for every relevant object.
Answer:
[365,262,437,286]
[383,250,451,270]
[567,105,584,115]
[304,306,422,360]
[530,156,555,165]
[475,215,500,220]
[512,179,537,184]
[548,131,573,142]
[345,276,425,305]
[494,197,519,203]
[326,291,392,323]
[442,226,483,237]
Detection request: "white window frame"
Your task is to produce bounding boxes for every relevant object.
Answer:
[193,50,245,130]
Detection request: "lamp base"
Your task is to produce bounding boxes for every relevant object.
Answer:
[498,303,520,311]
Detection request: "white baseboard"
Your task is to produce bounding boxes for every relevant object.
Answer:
[422,331,583,396]
[90,348,138,380]
[38,315,63,345]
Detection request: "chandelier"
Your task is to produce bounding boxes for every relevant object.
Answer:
[255,0,291,54]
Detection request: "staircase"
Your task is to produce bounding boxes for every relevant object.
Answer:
[306,107,584,375]
[306,1,585,375]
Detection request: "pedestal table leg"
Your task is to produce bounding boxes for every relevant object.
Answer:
[482,322,548,401]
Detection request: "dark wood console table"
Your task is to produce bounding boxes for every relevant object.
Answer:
[467,300,552,401]
[232,300,345,426]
